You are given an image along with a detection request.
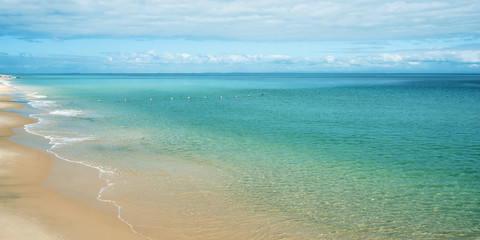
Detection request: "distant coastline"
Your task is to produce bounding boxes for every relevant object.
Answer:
[0,74,17,78]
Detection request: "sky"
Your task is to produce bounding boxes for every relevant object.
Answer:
[1,0,480,73]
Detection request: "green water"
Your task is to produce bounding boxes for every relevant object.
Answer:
[6,73,480,239]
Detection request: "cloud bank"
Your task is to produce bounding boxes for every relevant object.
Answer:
[1,0,479,40]
[105,50,480,69]
[3,49,478,73]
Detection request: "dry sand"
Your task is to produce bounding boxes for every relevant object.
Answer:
[0,82,145,239]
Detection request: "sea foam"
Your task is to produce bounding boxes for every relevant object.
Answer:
[0,79,11,86]
[29,100,57,110]
[49,109,84,117]
[45,135,96,146]
[26,92,48,99]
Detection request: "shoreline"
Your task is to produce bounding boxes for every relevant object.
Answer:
[0,79,145,239]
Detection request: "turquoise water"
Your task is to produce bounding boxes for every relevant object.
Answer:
[5,73,480,239]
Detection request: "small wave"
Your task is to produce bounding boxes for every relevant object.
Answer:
[0,79,11,86]
[26,127,147,238]
[26,113,50,127]
[44,148,149,239]
[24,120,96,146]
[49,109,84,117]
[29,100,58,110]
[45,135,96,146]
[25,92,48,99]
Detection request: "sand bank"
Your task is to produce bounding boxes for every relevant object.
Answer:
[0,82,145,239]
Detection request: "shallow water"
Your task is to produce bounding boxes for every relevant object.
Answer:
[6,73,480,239]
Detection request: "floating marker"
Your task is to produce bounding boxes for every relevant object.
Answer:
[97,99,101,102]
[124,99,127,102]
[149,98,152,101]
[235,96,238,98]
[188,97,191,100]
[170,97,174,100]
[248,94,251,97]
[220,96,223,99]
[204,96,207,99]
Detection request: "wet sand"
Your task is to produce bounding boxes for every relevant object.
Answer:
[0,82,145,239]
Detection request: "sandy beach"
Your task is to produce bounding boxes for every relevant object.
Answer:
[0,79,145,239]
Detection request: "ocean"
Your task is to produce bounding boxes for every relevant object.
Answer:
[4,73,480,239]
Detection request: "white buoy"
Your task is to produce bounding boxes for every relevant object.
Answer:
[97,99,101,102]
[248,94,251,97]
[171,97,174,100]
[220,96,223,99]
[124,99,127,102]
[149,98,152,101]
[187,97,191,100]
[235,96,238,98]
[204,96,207,99]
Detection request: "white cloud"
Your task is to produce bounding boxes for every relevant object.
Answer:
[107,51,291,65]
[1,0,479,40]
[3,48,480,73]
[262,55,294,63]
[381,54,403,62]
[104,49,480,70]
[326,56,335,63]
[457,51,480,63]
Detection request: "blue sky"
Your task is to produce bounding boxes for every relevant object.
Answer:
[1,0,479,73]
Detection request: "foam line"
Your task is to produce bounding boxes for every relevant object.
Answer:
[25,121,152,240]
[11,81,152,240]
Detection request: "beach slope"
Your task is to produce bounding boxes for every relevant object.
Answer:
[0,83,144,239]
